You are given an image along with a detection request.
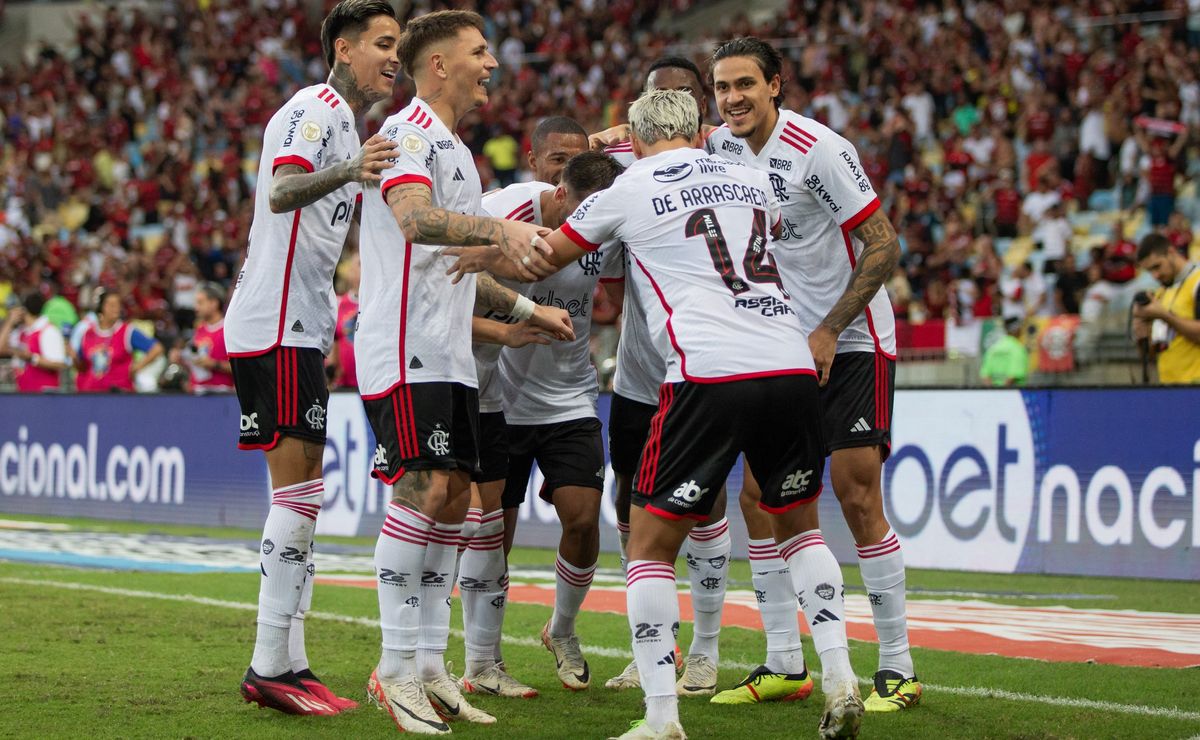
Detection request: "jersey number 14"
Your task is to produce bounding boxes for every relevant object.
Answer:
[685,208,788,298]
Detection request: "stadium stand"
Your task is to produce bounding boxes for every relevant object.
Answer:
[1,0,1198,389]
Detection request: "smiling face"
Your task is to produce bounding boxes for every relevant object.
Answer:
[439,26,498,112]
[336,14,402,103]
[712,55,780,141]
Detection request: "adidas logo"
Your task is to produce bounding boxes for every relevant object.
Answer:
[409,356,424,369]
[656,651,676,666]
[291,319,305,333]
[811,608,840,625]
[851,417,871,433]
[452,167,465,181]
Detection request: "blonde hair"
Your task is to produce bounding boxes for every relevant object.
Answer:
[628,89,699,146]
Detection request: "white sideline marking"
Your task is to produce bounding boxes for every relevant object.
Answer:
[3,576,1200,724]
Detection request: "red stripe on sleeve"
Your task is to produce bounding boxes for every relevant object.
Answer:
[273,155,314,173]
[381,174,432,202]
[560,222,601,252]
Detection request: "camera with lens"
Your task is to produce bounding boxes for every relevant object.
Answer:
[1133,291,1152,307]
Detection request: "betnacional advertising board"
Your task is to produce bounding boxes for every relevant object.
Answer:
[1,389,1196,580]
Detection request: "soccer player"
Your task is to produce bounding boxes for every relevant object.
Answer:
[224,0,403,716]
[183,282,234,394]
[74,291,164,392]
[456,118,588,700]
[483,150,625,692]
[527,116,592,185]
[356,10,569,734]
[707,37,919,715]
[601,56,745,700]
[447,88,857,740]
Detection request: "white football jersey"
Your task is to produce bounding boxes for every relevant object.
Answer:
[707,110,896,356]
[356,98,482,398]
[604,146,666,405]
[472,181,551,414]
[480,181,621,425]
[563,147,815,383]
[226,84,361,356]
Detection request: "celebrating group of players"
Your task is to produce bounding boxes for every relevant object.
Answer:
[223,2,920,739]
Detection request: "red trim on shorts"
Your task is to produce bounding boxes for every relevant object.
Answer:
[381,174,432,202]
[238,431,281,452]
[758,484,823,514]
[875,353,884,430]
[372,465,407,486]
[839,220,897,360]
[636,383,674,496]
[272,154,314,173]
[643,502,706,521]
[403,385,418,459]
[396,388,415,458]
[560,222,601,252]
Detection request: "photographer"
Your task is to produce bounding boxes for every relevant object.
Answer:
[1133,233,1200,383]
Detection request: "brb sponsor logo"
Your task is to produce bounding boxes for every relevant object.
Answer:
[0,424,185,505]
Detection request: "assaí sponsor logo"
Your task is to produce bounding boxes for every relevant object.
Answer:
[0,424,185,504]
[885,392,1200,574]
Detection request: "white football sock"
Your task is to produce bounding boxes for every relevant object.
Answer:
[252,479,323,677]
[376,502,431,680]
[748,538,805,675]
[459,509,507,676]
[288,539,315,674]
[779,529,853,692]
[417,521,462,680]
[550,551,596,637]
[685,518,730,662]
[857,529,914,677]
[452,507,482,584]
[626,561,680,732]
[617,519,630,573]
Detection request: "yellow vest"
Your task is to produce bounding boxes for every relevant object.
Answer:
[1156,264,1200,383]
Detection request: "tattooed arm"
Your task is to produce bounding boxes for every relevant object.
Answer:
[269,135,396,214]
[809,209,900,385]
[386,183,550,277]
[474,273,575,341]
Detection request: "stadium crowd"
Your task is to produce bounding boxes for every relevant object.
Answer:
[2,0,1199,389]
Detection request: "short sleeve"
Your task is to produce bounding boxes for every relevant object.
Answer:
[806,137,880,231]
[129,328,157,353]
[272,97,340,174]
[599,241,625,282]
[561,189,623,253]
[39,326,66,364]
[378,122,436,202]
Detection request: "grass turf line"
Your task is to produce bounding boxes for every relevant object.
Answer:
[1,564,1198,739]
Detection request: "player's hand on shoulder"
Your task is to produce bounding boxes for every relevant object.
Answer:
[589,124,631,151]
[346,134,398,184]
[530,304,575,342]
[501,321,553,349]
